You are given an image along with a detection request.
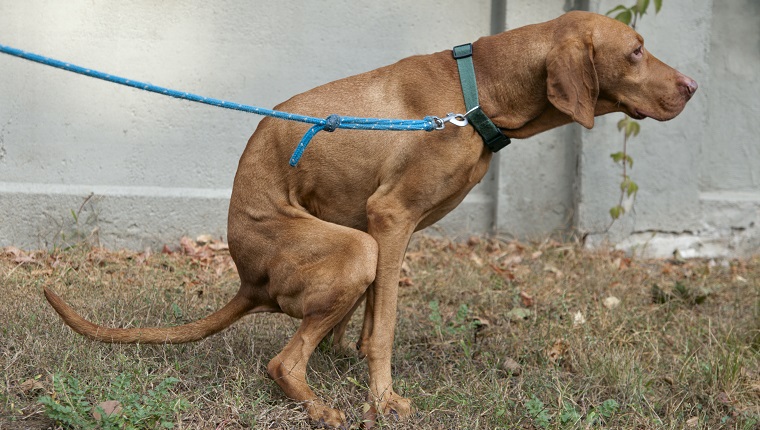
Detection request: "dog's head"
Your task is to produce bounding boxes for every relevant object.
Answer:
[546,11,697,129]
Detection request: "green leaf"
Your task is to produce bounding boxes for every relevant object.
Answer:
[614,9,633,25]
[605,5,629,16]
[610,152,626,164]
[625,120,641,138]
[560,404,582,424]
[626,180,639,196]
[635,0,650,14]
[506,307,532,322]
[654,0,663,13]
[610,205,625,220]
[617,118,627,131]
[599,399,620,418]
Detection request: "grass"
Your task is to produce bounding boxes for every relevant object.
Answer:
[1,235,758,429]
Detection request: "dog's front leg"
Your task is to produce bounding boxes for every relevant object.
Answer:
[361,198,416,421]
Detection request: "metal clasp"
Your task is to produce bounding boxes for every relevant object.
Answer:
[433,112,469,130]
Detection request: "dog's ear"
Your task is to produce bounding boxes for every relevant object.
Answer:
[546,35,599,129]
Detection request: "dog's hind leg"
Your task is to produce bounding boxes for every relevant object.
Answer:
[262,218,378,427]
[327,292,365,356]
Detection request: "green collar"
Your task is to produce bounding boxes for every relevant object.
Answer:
[452,43,511,152]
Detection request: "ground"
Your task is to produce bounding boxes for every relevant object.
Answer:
[1,235,758,429]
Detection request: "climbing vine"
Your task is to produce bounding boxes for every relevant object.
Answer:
[606,0,663,223]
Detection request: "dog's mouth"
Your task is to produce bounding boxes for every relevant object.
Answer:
[633,110,648,120]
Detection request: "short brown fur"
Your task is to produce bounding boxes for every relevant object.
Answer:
[45,11,696,427]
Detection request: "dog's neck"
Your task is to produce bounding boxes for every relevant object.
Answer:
[470,29,577,139]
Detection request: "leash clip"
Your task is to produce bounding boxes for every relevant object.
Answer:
[433,112,469,130]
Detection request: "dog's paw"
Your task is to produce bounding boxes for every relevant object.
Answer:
[306,401,347,429]
[381,392,412,419]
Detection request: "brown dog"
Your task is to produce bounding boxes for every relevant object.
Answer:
[44,11,696,427]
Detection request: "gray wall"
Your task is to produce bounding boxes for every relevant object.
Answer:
[1,0,758,257]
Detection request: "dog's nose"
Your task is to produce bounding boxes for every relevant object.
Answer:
[677,74,698,98]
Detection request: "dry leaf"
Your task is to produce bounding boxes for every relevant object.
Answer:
[544,265,563,278]
[686,416,699,427]
[547,339,569,365]
[180,236,199,255]
[499,357,522,376]
[195,234,214,244]
[398,277,414,287]
[573,311,586,326]
[208,242,229,252]
[6,247,36,264]
[362,402,377,428]
[472,315,492,328]
[92,400,122,420]
[603,296,621,309]
[469,252,484,267]
[519,291,534,307]
[501,255,523,267]
[400,260,412,276]
[18,379,44,394]
[489,263,515,280]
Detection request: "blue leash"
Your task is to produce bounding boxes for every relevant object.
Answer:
[0,43,443,166]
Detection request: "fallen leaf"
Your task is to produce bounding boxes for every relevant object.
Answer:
[92,400,122,421]
[531,251,543,259]
[499,357,522,376]
[6,247,36,264]
[489,263,515,280]
[501,255,523,267]
[686,416,699,428]
[547,339,569,365]
[18,379,44,394]
[506,307,532,322]
[400,260,412,276]
[603,296,621,309]
[208,242,229,252]
[195,234,214,244]
[519,291,534,307]
[398,277,414,287]
[472,315,492,328]
[573,311,586,326]
[362,402,377,429]
[469,252,484,267]
[180,236,200,255]
[544,265,563,278]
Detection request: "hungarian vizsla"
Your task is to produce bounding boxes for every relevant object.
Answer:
[44,11,697,427]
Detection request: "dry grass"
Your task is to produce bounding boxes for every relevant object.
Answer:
[1,235,758,429]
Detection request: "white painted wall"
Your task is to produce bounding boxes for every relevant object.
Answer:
[1,0,758,257]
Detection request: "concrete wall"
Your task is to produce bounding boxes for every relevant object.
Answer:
[1,0,758,257]
[581,0,760,258]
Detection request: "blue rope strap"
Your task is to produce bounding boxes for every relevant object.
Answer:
[0,43,438,166]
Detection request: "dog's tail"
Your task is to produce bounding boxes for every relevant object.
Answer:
[43,286,254,344]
